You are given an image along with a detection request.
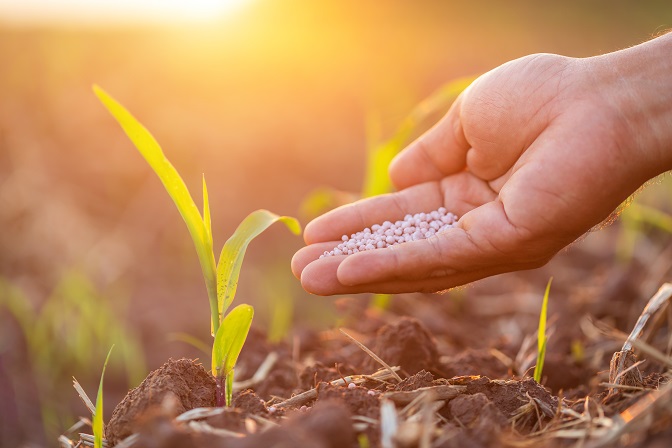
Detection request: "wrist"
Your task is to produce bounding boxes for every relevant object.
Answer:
[586,33,672,178]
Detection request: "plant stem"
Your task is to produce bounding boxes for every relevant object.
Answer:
[215,376,225,407]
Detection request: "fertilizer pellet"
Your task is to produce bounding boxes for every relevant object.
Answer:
[319,207,457,258]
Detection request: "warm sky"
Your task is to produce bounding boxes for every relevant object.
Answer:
[0,0,252,25]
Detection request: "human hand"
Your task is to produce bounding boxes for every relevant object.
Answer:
[293,35,672,295]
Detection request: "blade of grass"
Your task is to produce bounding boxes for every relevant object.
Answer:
[212,304,254,406]
[361,76,475,198]
[93,85,218,333]
[94,346,114,448]
[216,210,301,319]
[167,332,211,357]
[534,278,552,383]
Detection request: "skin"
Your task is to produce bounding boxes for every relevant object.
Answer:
[293,33,672,295]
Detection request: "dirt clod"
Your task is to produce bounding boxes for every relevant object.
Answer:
[368,317,440,376]
[105,358,215,446]
[316,383,380,419]
[232,389,268,416]
[443,393,508,447]
[393,369,435,391]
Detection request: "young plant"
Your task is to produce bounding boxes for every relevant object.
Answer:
[93,346,114,448]
[93,86,301,406]
[533,277,552,383]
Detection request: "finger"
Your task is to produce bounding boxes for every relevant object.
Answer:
[291,241,341,279]
[303,183,444,244]
[300,254,515,295]
[303,172,495,245]
[336,227,479,286]
[389,94,470,190]
[335,199,551,287]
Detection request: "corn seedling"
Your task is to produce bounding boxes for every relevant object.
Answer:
[94,86,301,406]
[534,278,552,383]
[93,346,114,448]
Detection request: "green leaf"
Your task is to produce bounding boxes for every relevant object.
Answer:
[216,210,301,319]
[203,175,213,243]
[534,278,552,383]
[212,304,254,378]
[94,346,114,448]
[533,338,548,384]
[212,304,254,405]
[93,85,218,332]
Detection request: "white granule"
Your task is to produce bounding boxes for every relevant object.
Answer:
[319,207,457,258]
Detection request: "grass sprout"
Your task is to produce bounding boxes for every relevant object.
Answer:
[0,272,144,442]
[93,346,114,448]
[361,77,474,198]
[534,278,552,383]
[93,85,301,406]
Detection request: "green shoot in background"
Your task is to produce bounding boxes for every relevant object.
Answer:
[94,85,301,406]
[93,346,114,448]
[300,76,474,217]
[0,273,144,443]
[534,278,552,383]
[616,201,672,262]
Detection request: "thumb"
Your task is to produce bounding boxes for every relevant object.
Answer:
[389,93,470,190]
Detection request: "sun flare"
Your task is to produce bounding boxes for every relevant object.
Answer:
[0,0,252,25]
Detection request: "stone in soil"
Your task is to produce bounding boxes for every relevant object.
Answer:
[105,358,215,446]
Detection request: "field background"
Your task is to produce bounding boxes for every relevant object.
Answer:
[1,1,671,446]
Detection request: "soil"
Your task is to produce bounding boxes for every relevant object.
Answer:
[55,234,672,448]
[88,289,672,448]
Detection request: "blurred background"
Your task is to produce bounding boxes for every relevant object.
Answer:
[1,0,671,446]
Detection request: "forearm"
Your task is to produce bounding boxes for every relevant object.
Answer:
[587,33,672,179]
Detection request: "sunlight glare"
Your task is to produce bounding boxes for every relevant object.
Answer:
[0,0,252,26]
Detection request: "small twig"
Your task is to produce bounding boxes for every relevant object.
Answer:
[339,328,403,382]
[188,421,245,438]
[273,368,400,409]
[382,384,466,405]
[78,433,108,447]
[72,378,95,415]
[599,383,647,392]
[176,407,225,422]
[233,352,279,390]
[58,435,75,447]
[588,380,672,447]
[111,434,139,448]
[617,283,672,372]
[419,391,438,448]
[613,360,647,383]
